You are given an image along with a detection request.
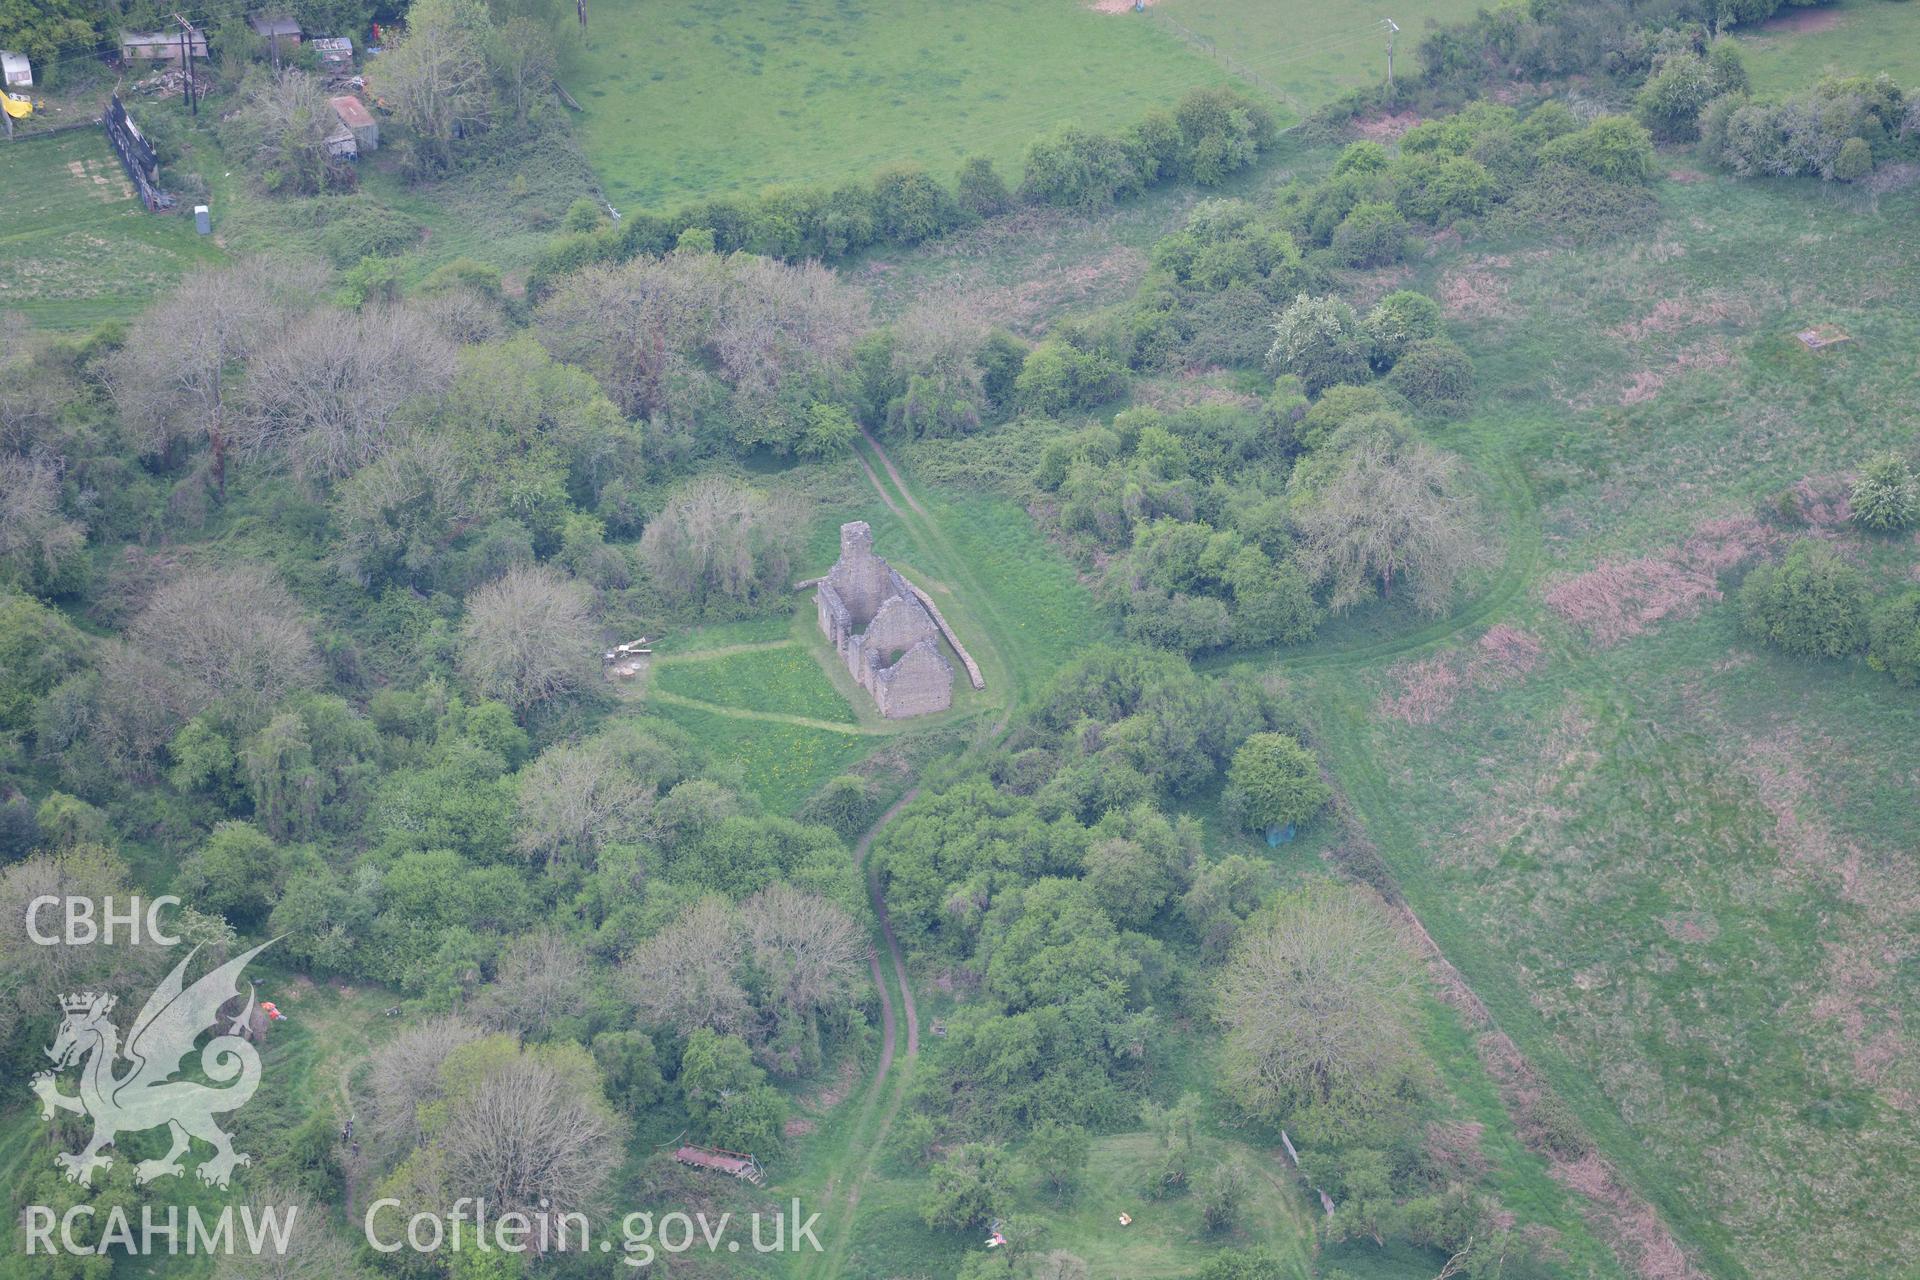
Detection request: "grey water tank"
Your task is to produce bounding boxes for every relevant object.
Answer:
[194,205,210,235]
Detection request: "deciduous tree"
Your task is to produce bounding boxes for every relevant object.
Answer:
[478,931,589,1040]
[637,474,805,606]
[1217,883,1421,1132]
[622,897,748,1035]
[920,1143,1012,1231]
[1292,434,1482,615]
[458,564,597,712]
[379,0,496,175]
[239,306,456,480]
[106,261,293,495]
[1224,732,1330,834]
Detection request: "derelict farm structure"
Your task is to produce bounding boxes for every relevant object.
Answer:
[815,522,954,719]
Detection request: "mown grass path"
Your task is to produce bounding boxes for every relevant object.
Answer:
[648,640,799,665]
[646,687,894,736]
[793,436,1034,1280]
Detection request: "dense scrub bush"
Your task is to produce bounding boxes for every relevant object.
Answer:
[1268,295,1371,395]
[1832,136,1874,181]
[1384,339,1476,416]
[871,166,962,243]
[1706,74,1915,181]
[1850,453,1920,531]
[1539,116,1656,183]
[953,156,1012,219]
[1365,291,1443,371]
[1868,590,1920,686]
[1174,85,1278,184]
[1021,125,1139,211]
[1635,43,1747,141]
[316,200,423,267]
[1015,340,1128,415]
[1739,540,1869,658]
[1331,201,1408,267]
[1277,101,1655,253]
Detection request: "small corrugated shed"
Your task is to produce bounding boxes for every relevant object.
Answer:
[249,15,302,42]
[672,1145,766,1185]
[323,121,357,159]
[329,94,378,151]
[310,35,354,67]
[0,50,31,87]
[122,30,209,61]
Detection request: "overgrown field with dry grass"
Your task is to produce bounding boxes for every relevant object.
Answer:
[1274,170,1920,1280]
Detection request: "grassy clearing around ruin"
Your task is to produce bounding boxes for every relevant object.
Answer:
[1250,169,1920,1280]
[652,640,862,725]
[637,451,1114,813]
[1733,0,1920,95]
[648,698,881,813]
[0,129,224,330]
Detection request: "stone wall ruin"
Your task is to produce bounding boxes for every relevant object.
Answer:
[815,522,954,718]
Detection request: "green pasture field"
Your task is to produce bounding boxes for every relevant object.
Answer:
[1734,0,1920,94]
[571,0,1226,210]
[0,129,223,330]
[1254,172,1920,1280]
[1150,0,1480,113]
[567,0,1480,212]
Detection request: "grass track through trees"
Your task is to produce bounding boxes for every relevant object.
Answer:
[790,444,968,1280]
[792,432,1107,1280]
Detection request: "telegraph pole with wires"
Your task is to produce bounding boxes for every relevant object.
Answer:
[1384,17,1400,90]
[173,12,200,114]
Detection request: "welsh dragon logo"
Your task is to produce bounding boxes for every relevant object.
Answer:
[32,941,275,1189]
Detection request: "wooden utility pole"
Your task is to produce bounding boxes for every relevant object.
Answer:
[174,13,200,114]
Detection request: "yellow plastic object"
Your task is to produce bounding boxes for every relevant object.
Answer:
[1,92,31,119]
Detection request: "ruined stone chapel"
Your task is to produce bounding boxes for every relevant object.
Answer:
[815,522,954,718]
